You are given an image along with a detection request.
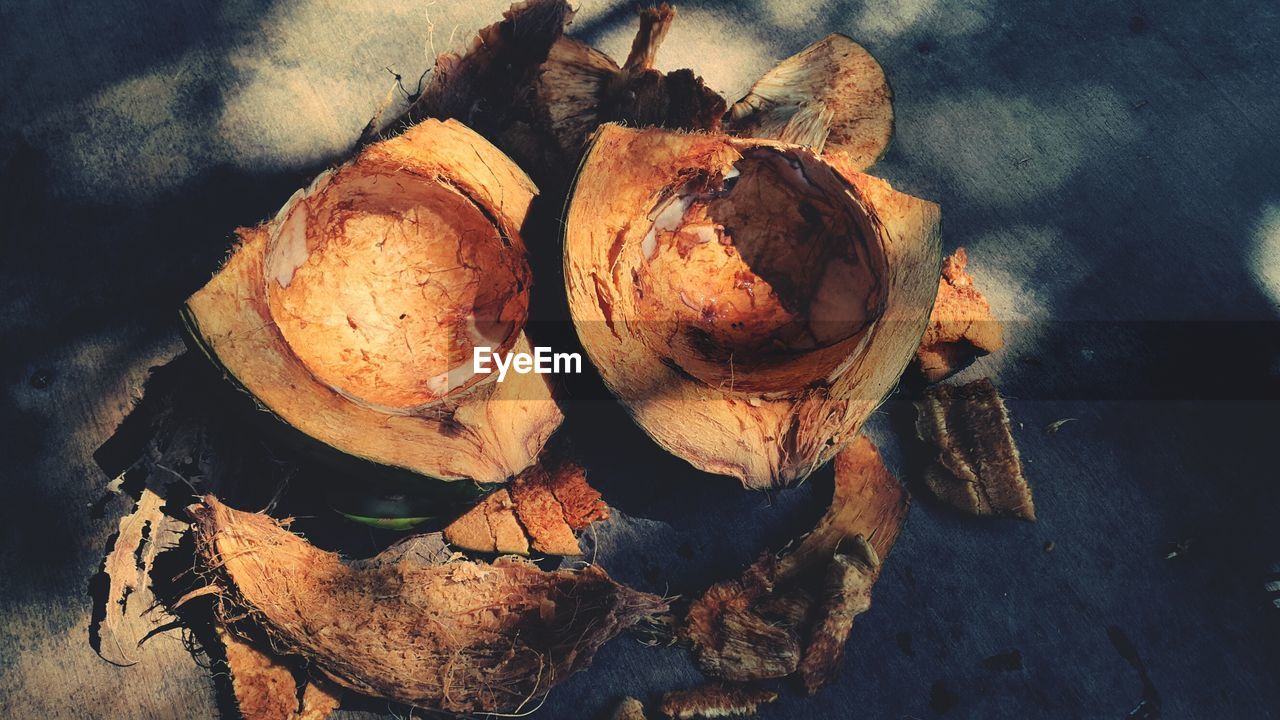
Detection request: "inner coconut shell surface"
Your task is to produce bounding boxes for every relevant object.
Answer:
[186,119,562,483]
[564,125,941,489]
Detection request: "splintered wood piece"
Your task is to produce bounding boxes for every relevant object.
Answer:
[916,378,1035,520]
[216,627,342,720]
[611,696,649,720]
[916,248,1004,382]
[685,436,907,683]
[189,495,663,714]
[798,541,879,695]
[659,682,779,719]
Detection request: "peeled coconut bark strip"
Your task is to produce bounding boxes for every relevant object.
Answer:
[184,119,562,483]
[727,34,894,171]
[563,124,941,488]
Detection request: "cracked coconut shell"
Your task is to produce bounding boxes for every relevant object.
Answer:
[188,495,665,715]
[563,125,941,488]
[184,119,562,483]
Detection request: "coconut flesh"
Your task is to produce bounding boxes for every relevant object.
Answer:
[564,125,941,488]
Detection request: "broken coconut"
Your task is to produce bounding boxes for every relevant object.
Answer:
[188,495,664,714]
[215,627,342,720]
[915,247,1004,382]
[563,125,941,488]
[727,34,894,170]
[444,448,608,555]
[916,377,1035,520]
[183,118,562,483]
[684,436,905,685]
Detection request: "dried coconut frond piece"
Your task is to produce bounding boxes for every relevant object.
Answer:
[798,540,879,695]
[216,627,342,720]
[685,436,907,682]
[611,696,650,720]
[659,682,778,719]
[727,34,893,170]
[444,450,608,556]
[916,378,1035,520]
[915,248,1004,382]
[189,496,663,714]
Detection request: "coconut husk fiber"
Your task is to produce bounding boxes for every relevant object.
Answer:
[188,495,665,714]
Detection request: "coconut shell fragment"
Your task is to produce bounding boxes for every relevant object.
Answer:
[916,378,1035,520]
[727,34,894,170]
[915,248,1004,382]
[189,495,664,714]
[659,682,779,718]
[685,436,906,683]
[444,450,608,555]
[564,124,941,488]
[184,118,562,483]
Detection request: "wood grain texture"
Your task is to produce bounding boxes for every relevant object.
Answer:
[2,1,1278,718]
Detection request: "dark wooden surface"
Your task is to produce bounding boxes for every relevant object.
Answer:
[2,1,1278,718]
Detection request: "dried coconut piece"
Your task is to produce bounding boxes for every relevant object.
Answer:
[659,682,779,719]
[611,697,650,720]
[916,378,1035,520]
[727,34,893,170]
[444,450,609,556]
[216,627,342,720]
[189,495,664,714]
[531,5,726,179]
[685,436,907,682]
[915,248,1004,382]
[797,540,879,695]
[442,488,530,555]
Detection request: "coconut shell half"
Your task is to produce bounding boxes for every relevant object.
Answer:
[185,119,562,483]
[563,125,940,488]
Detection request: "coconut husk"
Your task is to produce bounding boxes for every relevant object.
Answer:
[216,627,342,720]
[185,118,562,483]
[916,378,1035,520]
[610,696,650,720]
[563,125,941,488]
[444,446,609,556]
[684,436,903,683]
[727,34,894,170]
[659,681,778,718]
[915,248,1004,382]
[188,495,664,714]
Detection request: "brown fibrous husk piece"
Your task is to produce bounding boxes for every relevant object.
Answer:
[444,448,609,556]
[727,34,893,170]
[189,495,664,714]
[659,681,779,718]
[216,626,342,720]
[529,4,726,187]
[611,696,650,720]
[797,542,879,694]
[684,436,905,682]
[915,248,1004,382]
[916,377,1035,520]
